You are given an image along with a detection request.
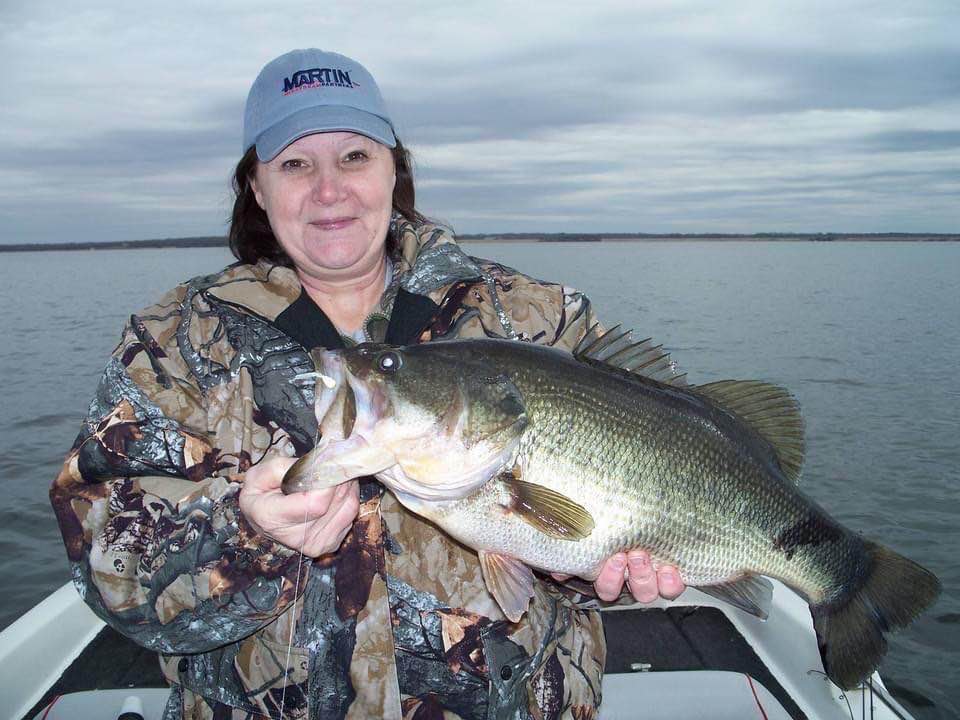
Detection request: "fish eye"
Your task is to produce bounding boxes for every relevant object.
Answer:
[377,351,402,374]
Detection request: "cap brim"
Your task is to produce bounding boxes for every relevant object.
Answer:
[255,105,397,161]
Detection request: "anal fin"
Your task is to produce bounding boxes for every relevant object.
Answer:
[698,575,773,620]
[478,550,535,622]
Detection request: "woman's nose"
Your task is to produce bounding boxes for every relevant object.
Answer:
[311,169,345,204]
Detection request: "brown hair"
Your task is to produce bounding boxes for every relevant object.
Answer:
[228,137,426,265]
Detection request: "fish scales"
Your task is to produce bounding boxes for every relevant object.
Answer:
[282,337,940,689]
[405,340,851,594]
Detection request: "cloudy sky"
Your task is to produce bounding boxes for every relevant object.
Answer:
[1,0,958,244]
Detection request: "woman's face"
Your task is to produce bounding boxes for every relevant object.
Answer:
[251,132,396,281]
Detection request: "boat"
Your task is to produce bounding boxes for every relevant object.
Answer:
[0,576,920,720]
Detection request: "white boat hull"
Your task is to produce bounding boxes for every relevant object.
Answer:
[2,580,917,720]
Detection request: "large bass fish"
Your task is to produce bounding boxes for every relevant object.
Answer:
[281,330,940,689]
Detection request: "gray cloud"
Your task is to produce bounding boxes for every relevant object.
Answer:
[861,130,960,152]
[5,126,234,174]
[710,47,960,113]
[387,36,684,143]
[1,0,958,243]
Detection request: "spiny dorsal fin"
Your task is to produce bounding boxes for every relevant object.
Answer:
[501,475,595,540]
[695,380,806,484]
[574,324,688,387]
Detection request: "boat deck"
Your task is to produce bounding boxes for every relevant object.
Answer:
[24,619,166,718]
[25,606,805,719]
[604,606,804,718]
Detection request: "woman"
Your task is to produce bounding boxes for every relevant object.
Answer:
[50,48,684,719]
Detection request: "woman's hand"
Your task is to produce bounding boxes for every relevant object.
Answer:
[595,550,685,602]
[239,456,360,558]
[553,550,686,603]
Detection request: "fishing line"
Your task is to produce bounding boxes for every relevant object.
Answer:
[746,674,769,720]
[279,499,311,720]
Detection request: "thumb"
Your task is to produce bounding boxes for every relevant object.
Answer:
[245,456,299,495]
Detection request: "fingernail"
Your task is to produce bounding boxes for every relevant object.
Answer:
[661,570,677,582]
[629,554,649,570]
[611,556,626,571]
[335,483,348,499]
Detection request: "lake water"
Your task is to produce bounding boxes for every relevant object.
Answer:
[0,242,957,718]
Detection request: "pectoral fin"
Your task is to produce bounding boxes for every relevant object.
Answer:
[503,477,595,541]
[698,575,773,620]
[478,550,535,623]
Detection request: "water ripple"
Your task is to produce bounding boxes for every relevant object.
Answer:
[798,377,871,387]
[17,412,80,429]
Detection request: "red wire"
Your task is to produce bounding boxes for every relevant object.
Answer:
[39,694,61,720]
[746,675,770,720]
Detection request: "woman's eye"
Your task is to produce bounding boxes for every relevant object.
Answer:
[281,159,305,170]
[343,150,369,163]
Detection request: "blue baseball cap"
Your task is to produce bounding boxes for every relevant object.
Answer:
[243,49,396,161]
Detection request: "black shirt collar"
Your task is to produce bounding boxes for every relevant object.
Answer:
[274,287,440,351]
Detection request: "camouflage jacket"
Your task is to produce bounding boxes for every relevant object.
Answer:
[51,221,606,720]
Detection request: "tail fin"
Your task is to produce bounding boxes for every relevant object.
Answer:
[811,540,940,689]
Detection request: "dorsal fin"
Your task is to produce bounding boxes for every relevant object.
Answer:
[573,324,688,387]
[574,328,804,482]
[694,380,806,483]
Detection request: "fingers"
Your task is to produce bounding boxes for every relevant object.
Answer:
[593,550,688,604]
[252,484,336,529]
[319,482,360,535]
[594,553,628,601]
[625,550,659,603]
[656,565,686,600]
[241,456,352,528]
[239,454,361,554]
[287,481,359,533]
[243,456,297,494]
[302,481,360,557]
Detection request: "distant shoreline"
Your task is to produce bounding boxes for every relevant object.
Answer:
[1,232,958,253]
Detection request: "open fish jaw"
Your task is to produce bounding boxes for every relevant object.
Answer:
[283,345,527,499]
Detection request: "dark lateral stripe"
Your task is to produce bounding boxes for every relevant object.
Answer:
[772,511,844,560]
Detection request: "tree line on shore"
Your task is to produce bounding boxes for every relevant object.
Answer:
[1,232,957,253]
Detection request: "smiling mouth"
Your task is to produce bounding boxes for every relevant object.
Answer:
[311,217,356,230]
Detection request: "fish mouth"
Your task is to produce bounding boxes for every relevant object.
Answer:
[281,352,397,494]
[313,351,387,446]
[310,350,521,502]
[312,353,347,436]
